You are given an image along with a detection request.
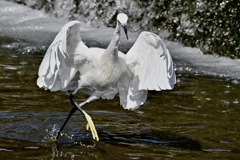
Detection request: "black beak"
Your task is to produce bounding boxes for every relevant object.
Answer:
[122,25,128,40]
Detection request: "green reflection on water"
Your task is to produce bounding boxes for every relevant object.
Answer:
[0,48,240,159]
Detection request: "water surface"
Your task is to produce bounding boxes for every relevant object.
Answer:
[0,48,240,159]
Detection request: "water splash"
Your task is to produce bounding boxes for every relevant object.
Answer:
[44,124,94,145]
[44,124,60,142]
[44,124,77,142]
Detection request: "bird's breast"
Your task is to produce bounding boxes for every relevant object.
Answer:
[95,60,122,90]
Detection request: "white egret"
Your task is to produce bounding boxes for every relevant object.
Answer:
[37,13,176,142]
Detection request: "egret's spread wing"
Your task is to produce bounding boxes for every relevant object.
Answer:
[37,21,92,91]
[125,31,176,109]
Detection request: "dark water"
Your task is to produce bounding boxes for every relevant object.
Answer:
[1,47,240,159]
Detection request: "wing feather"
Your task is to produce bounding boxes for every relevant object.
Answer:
[124,31,176,109]
[127,31,176,90]
[37,20,92,91]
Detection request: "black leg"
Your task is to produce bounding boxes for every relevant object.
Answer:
[69,93,78,107]
[57,94,99,142]
[57,106,77,139]
[57,94,86,139]
[56,94,80,138]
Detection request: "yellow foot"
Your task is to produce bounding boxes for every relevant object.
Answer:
[83,111,99,142]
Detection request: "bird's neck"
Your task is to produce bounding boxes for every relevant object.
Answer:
[100,21,121,71]
[104,21,121,61]
[99,22,122,84]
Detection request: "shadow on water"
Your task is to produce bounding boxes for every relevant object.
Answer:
[0,110,201,151]
[0,124,202,159]
[98,130,202,151]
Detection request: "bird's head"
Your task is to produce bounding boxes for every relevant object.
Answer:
[117,13,128,40]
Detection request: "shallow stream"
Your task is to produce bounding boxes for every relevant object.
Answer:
[0,47,240,159]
